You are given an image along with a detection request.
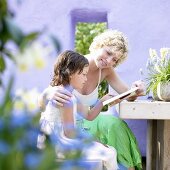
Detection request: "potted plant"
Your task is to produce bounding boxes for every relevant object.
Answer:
[146,48,170,101]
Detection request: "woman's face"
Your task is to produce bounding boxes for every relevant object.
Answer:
[70,66,89,91]
[94,47,122,68]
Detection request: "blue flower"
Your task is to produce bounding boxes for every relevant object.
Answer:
[0,140,10,155]
[24,152,43,168]
[10,115,31,128]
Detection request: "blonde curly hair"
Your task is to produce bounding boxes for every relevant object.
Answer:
[89,29,128,66]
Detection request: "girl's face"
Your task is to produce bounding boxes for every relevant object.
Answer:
[70,66,89,91]
[94,47,122,68]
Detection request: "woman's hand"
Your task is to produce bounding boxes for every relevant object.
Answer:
[128,80,145,101]
[42,86,72,107]
[131,80,145,96]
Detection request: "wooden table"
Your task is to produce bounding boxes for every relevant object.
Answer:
[117,100,170,170]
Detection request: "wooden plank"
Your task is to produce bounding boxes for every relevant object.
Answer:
[146,120,157,170]
[146,120,153,170]
[161,120,170,170]
[156,120,164,170]
[118,100,170,120]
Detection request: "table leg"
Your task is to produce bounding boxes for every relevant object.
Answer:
[146,120,157,170]
[157,120,170,170]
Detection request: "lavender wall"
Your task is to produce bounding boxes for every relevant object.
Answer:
[9,0,170,156]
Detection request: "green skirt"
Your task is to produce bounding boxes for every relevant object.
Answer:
[83,114,142,170]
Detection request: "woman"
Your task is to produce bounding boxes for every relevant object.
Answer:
[39,30,144,170]
[38,50,118,170]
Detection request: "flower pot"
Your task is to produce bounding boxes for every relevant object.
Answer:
[156,82,170,101]
[152,90,162,101]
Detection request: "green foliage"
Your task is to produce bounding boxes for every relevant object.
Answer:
[0,1,40,77]
[0,1,94,170]
[75,22,108,111]
[146,48,170,95]
[75,22,107,55]
[146,60,170,94]
[0,77,57,170]
[0,1,60,169]
[0,1,60,80]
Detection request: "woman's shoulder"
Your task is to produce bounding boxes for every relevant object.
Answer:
[102,67,116,78]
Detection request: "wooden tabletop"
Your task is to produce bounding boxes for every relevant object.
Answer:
[118,100,170,120]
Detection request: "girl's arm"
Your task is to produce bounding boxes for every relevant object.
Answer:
[77,94,116,121]
[77,101,103,121]
[60,101,76,138]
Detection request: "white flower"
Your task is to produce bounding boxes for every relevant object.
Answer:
[30,42,50,69]
[147,48,170,72]
[14,88,41,114]
[154,64,162,73]
[160,48,170,62]
[146,47,170,94]
[14,41,51,72]
[15,49,33,72]
[149,48,158,59]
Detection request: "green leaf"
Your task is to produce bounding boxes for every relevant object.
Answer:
[0,76,14,116]
[2,48,16,62]
[4,16,24,45]
[0,0,8,20]
[0,55,6,73]
[49,34,61,53]
[19,32,40,50]
[0,18,11,46]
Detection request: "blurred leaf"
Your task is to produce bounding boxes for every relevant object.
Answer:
[0,55,6,73]
[2,48,16,62]
[0,76,14,116]
[49,34,61,53]
[0,18,11,46]
[4,16,24,45]
[19,32,40,51]
[0,0,8,20]
[0,1,63,170]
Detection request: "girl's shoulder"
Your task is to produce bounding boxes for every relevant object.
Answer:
[63,95,76,108]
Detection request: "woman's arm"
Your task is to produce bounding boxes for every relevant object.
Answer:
[105,68,129,93]
[105,68,145,101]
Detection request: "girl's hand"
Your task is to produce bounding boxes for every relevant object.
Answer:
[100,93,121,106]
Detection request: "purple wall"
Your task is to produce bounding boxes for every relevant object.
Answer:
[8,0,170,156]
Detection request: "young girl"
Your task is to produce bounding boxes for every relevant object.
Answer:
[38,50,118,170]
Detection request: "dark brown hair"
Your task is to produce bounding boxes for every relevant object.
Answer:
[50,50,89,86]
